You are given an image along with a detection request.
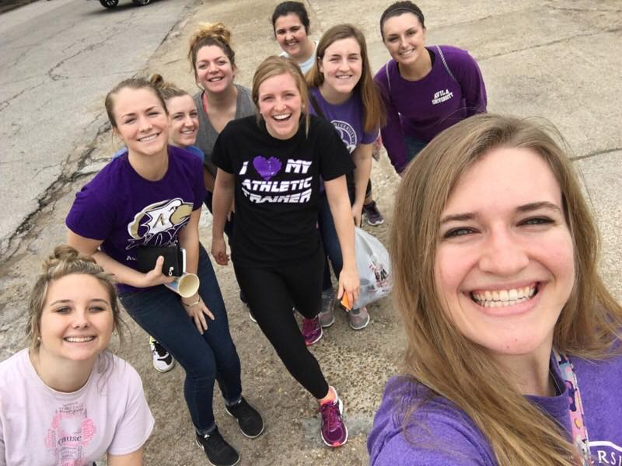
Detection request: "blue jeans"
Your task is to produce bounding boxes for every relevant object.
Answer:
[318,188,354,292]
[119,244,242,433]
[404,136,428,163]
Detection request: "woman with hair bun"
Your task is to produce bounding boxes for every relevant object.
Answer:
[271,1,317,74]
[0,245,153,465]
[66,77,263,466]
[375,1,487,174]
[368,114,622,465]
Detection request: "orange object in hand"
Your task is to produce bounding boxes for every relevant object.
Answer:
[340,293,352,312]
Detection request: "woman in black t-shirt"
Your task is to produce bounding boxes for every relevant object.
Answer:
[211,56,359,448]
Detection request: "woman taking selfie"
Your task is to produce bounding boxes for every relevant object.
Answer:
[368,114,622,465]
[0,245,153,465]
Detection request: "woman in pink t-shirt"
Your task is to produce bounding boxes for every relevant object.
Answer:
[0,245,154,465]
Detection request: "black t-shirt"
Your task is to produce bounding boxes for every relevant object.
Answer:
[212,114,354,266]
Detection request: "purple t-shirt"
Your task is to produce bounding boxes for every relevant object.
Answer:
[308,87,378,153]
[66,146,206,292]
[368,350,622,465]
[374,45,487,172]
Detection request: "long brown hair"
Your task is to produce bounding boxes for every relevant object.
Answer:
[391,113,622,465]
[306,24,385,133]
[252,55,310,135]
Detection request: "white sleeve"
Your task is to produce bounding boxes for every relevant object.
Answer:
[107,362,155,456]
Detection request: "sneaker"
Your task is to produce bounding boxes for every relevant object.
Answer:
[225,397,264,438]
[248,307,257,323]
[149,337,175,373]
[348,306,370,330]
[318,291,335,328]
[319,389,348,447]
[195,428,240,466]
[302,316,323,346]
[362,201,385,226]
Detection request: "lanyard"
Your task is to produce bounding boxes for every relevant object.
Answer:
[554,351,592,465]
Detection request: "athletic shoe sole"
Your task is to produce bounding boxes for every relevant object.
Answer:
[348,315,370,331]
[321,398,348,448]
[365,216,384,226]
[195,438,240,466]
[224,406,265,439]
[304,326,323,346]
[152,360,175,373]
[319,314,335,328]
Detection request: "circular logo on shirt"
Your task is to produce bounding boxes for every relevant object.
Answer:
[332,120,357,153]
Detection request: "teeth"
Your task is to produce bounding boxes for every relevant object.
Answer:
[273,114,290,121]
[138,134,158,142]
[65,336,95,343]
[472,285,537,306]
[208,77,223,82]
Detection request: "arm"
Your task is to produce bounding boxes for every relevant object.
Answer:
[203,166,216,193]
[324,175,359,305]
[66,230,174,288]
[375,69,408,174]
[351,143,373,226]
[178,208,214,333]
[211,168,235,266]
[107,448,143,466]
[458,52,487,116]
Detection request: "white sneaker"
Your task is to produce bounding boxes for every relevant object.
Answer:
[149,337,175,373]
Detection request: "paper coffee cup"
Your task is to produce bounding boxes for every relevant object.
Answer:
[164,273,200,298]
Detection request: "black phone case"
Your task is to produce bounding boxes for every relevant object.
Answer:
[136,245,183,277]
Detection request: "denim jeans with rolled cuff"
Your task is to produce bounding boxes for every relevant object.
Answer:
[119,244,242,434]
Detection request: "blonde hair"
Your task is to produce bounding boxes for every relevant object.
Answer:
[188,22,236,80]
[252,55,310,135]
[27,245,124,352]
[306,24,385,132]
[391,113,622,465]
[150,74,189,101]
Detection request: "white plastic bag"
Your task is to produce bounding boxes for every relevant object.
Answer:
[353,227,392,308]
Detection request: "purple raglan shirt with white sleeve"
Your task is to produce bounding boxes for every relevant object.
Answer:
[374,45,487,173]
[368,350,622,465]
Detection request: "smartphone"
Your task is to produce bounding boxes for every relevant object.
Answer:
[339,293,352,312]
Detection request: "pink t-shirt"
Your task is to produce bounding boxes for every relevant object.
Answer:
[0,349,154,465]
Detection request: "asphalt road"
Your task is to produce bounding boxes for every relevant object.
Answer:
[0,0,196,257]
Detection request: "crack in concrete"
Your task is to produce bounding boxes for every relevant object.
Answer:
[571,148,622,162]
[0,82,44,113]
[47,37,109,81]
[479,27,622,61]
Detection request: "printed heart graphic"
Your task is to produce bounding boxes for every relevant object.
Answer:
[253,156,282,181]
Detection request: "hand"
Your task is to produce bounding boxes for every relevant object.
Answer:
[352,203,363,228]
[140,256,176,287]
[211,236,229,265]
[182,294,215,334]
[337,266,359,310]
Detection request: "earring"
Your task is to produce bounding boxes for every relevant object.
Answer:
[37,336,41,341]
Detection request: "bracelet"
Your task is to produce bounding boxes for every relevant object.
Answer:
[182,296,202,308]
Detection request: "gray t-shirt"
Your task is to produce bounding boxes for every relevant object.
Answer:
[193,84,255,177]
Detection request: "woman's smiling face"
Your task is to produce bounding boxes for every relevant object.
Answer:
[434,147,575,359]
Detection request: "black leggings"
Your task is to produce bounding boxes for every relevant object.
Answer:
[233,247,329,399]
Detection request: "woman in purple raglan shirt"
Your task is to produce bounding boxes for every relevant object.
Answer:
[65,78,263,466]
[303,24,386,335]
[368,114,622,465]
[374,1,487,174]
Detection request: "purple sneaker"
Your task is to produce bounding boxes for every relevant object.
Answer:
[302,316,323,346]
[320,390,348,447]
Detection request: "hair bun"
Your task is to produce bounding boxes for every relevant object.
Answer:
[43,245,94,272]
[150,74,165,88]
[192,22,232,47]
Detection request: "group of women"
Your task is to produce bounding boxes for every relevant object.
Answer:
[1,1,620,466]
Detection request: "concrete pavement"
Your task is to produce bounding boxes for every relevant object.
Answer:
[0,0,620,465]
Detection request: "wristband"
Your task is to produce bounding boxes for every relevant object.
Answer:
[182,296,201,307]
